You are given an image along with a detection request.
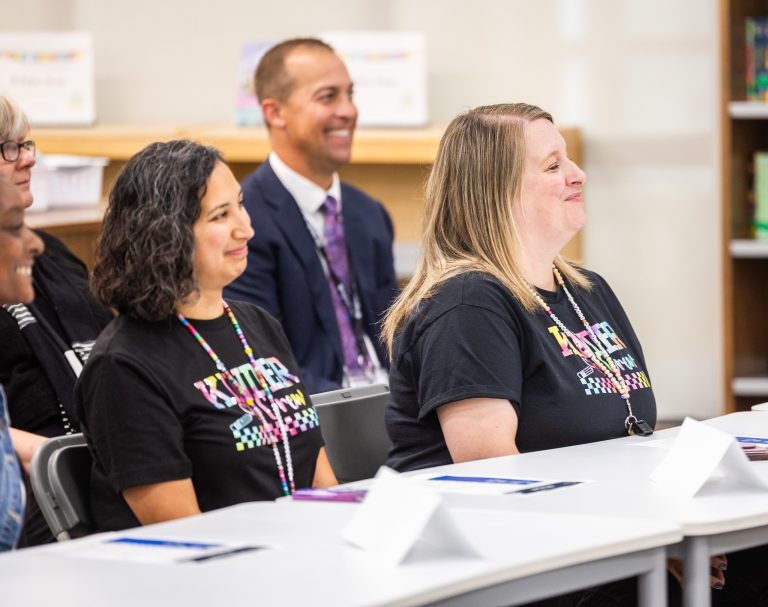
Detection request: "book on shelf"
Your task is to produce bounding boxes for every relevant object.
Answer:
[753,151,768,239]
[746,16,768,102]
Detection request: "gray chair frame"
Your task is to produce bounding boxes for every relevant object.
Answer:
[312,383,392,484]
[29,433,93,541]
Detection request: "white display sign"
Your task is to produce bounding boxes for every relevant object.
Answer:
[650,417,768,497]
[234,41,273,126]
[0,32,95,126]
[341,467,479,565]
[322,31,428,127]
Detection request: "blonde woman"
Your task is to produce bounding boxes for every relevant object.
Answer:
[381,103,766,606]
[383,103,655,472]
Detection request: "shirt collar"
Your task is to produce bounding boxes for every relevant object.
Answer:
[269,152,342,215]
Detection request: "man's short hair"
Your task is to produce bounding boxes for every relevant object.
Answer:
[254,38,336,103]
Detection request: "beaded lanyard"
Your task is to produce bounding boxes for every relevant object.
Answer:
[177,300,295,495]
[527,267,653,437]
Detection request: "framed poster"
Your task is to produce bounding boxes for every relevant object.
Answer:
[321,31,428,127]
[234,41,273,126]
[0,32,95,126]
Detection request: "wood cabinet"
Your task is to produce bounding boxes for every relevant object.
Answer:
[27,125,583,276]
[721,0,768,411]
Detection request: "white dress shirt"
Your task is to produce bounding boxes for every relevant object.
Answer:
[269,152,341,248]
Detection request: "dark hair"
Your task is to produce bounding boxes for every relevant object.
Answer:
[254,37,335,103]
[92,140,223,321]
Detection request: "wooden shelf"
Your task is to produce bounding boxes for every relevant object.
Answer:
[729,101,768,119]
[32,125,178,160]
[181,125,446,165]
[721,0,768,413]
[33,124,447,165]
[733,376,768,397]
[26,206,104,229]
[26,123,583,269]
[33,124,581,167]
[730,238,768,257]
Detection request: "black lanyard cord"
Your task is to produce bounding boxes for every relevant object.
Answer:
[303,215,370,358]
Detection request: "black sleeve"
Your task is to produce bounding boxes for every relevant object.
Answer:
[36,230,88,273]
[37,230,114,329]
[411,303,523,419]
[77,353,191,493]
[0,308,60,433]
[0,308,29,388]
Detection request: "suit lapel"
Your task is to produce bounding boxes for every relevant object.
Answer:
[258,162,344,367]
[342,187,374,312]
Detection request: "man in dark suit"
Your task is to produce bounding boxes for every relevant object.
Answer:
[225,38,398,394]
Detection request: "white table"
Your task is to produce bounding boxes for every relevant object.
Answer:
[398,412,768,607]
[0,501,678,607]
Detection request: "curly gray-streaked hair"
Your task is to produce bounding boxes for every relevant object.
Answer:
[91,139,223,321]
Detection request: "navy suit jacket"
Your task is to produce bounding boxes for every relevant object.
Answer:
[225,161,398,394]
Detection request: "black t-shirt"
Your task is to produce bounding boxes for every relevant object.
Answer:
[0,310,62,437]
[0,231,111,437]
[0,231,112,547]
[385,271,656,472]
[75,300,324,532]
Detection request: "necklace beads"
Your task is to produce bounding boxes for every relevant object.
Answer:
[527,268,648,436]
[177,301,295,495]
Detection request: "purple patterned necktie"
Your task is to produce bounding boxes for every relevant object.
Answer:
[321,195,365,374]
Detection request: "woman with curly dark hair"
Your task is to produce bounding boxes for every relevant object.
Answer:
[76,140,335,531]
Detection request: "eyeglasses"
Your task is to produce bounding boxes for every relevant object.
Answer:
[0,140,36,163]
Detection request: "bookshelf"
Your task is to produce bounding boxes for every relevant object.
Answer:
[721,0,768,411]
[27,124,583,277]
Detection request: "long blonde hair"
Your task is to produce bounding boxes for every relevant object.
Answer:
[382,103,589,356]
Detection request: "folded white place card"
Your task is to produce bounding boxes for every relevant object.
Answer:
[650,417,768,497]
[341,467,479,565]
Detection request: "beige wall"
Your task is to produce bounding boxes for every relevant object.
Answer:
[1,0,721,420]
[0,0,75,28]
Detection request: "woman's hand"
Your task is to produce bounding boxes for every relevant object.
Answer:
[9,428,47,474]
[668,554,728,590]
